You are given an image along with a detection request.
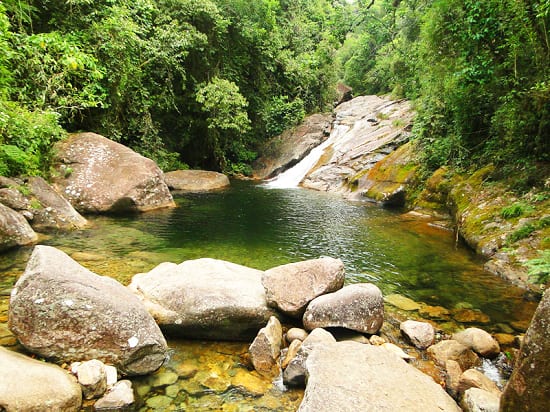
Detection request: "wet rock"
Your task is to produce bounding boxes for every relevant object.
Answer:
[0,202,38,251]
[146,395,172,409]
[384,293,421,311]
[249,316,283,377]
[428,340,480,371]
[419,304,451,320]
[129,258,274,340]
[94,380,135,411]
[452,328,500,358]
[52,132,175,213]
[262,257,345,318]
[493,333,515,347]
[286,327,308,343]
[164,170,230,192]
[400,320,435,349]
[149,371,179,388]
[457,369,501,396]
[283,328,336,387]
[25,176,88,230]
[231,369,272,397]
[0,346,82,411]
[8,245,168,376]
[298,341,460,412]
[500,289,550,411]
[76,359,108,399]
[462,388,500,412]
[281,339,302,370]
[452,308,491,324]
[303,283,384,334]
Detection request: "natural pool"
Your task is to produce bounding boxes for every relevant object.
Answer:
[0,180,537,410]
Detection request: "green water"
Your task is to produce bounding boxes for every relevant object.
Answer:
[0,180,537,410]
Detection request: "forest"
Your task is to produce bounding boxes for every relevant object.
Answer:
[0,0,548,187]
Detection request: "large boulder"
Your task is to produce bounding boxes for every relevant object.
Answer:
[0,202,37,251]
[164,170,230,192]
[52,132,175,213]
[0,346,82,411]
[500,289,550,411]
[298,341,461,412]
[303,283,384,334]
[129,258,275,340]
[25,176,88,230]
[8,246,168,375]
[262,257,345,318]
[452,328,500,358]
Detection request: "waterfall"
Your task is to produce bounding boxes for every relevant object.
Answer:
[264,123,349,189]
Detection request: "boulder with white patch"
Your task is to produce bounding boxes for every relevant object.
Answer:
[8,245,168,376]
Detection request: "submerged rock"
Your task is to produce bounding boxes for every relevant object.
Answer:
[0,346,82,411]
[0,202,37,251]
[262,257,345,317]
[303,283,384,334]
[164,169,230,192]
[8,245,168,376]
[298,341,460,412]
[52,132,175,213]
[129,258,274,340]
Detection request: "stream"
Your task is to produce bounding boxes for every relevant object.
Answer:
[0,180,537,410]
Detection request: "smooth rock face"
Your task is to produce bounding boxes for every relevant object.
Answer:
[400,320,435,349]
[500,289,550,412]
[129,258,274,340]
[286,327,309,343]
[0,346,82,411]
[452,328,500,358]
[463,388,500,412]
[298,341,461,412]
[52,132,175,213]
[25,176,88,230]
[303,283,384,334]
[263,257,345,318]
[8,246,168,376]
[0,202,37,251]
[164,170,230,192]
[457,369,501,396]
[249,316,283,377]
[428,340,480,371]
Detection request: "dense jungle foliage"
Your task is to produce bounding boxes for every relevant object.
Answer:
[0,0,548,182]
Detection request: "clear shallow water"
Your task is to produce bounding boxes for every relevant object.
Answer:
[0,180,537,410]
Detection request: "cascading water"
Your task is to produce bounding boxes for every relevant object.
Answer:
[264,123,349,189]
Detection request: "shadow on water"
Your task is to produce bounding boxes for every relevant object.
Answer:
[0,180,537,409]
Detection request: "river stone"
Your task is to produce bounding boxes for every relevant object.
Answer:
[500,289,550,412]
[428,340,480,371]
[0,202,38,251]
[400,320,435,349]
[286,327,309,343]
[298,341,461,412]
[452,328,500,358]
[384,293,421,311]
[249,316,283,377]
[8,245,168,376]
[445,359,463,399]
[452,308,491,324]
[76,359,108,399]
[283,328,336,387]
[262,257,345,318]
[303,283,384,334]
[457,369,501,396]
[462,388,500,412]
[129,258,274,340]
[94,380,135,411]
[52,132,175,213]
[281,339,303,370]
[25,176,88,230]
[0,346,82,411]
[164,169,230,192]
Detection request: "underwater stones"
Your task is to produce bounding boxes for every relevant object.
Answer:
[129,258,274,340]
[232,369,272,397]
[384,293,421,311]
[0,346,82,412]
[164,169,230,192]
[249,316,283,377]
[428,340,481,371]
[303,283,384,334]
[452,308,491,324]
[452,328,500,358]
[400,320,435,349]
[419,304,451,320]
[262,257,345,318]
[8,245,168,376]
[52,132,175,213]
[298,341,461,412]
